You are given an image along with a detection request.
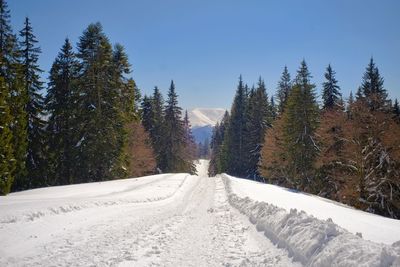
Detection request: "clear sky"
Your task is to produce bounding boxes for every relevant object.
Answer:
[9,0,400,110]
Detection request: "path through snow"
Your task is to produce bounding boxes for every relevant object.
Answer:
[0,160,298,266]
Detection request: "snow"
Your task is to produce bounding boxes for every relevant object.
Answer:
[225,174,400,245]
[224,174,400,266]
[0,161,298,266]
[188,108,225,127]
[1,160,399,266]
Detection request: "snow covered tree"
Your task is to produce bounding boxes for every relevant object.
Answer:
[19,17,46,189]
[276,66,291,113]
[45,38,79,185]
[282,60,319,190]
[322,64,341,110]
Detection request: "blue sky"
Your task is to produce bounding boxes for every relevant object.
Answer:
[10,0,400,110]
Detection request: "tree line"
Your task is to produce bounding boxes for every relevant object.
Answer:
[209,59,400,219]
[0,0,194,195]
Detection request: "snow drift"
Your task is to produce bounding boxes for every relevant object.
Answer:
[223,174,400,267]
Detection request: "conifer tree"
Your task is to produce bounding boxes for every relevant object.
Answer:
[163,81,194,173]
[0,76,15,194]
[209,111,229,176]
[360,58,387,110]
[270,96,277,120]
[244,77,271,178]
[322,64,341,110]
[75,22,124,182]
[276,66,291,113]
[393,98,400,122]
[283,60,319,189]
[222,76,248,176]
[0,0,27,192]
[19,17,46,189]
[183,110,197,163]
[45,38,79,185]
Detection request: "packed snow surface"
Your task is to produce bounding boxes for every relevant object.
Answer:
[0,160,298,266]
[188,108,225,127]
[1,161,399,266]
[227,175,400,245]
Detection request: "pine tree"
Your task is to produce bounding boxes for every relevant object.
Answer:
[282,60,319,190]
[270,96,277,120]
[45,38,79,185]
[322,64,341,110]
[19,17,46,189]
[276,66,291,113]
[74,22,124,182]
[149,86,166,171]
[222,75,248,176]
[360,58,387,111]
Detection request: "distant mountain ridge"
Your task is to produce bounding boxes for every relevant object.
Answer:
[188,108,226,144]
[188,108,225,128]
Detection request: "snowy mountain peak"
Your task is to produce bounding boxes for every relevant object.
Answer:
[188,108,226,128]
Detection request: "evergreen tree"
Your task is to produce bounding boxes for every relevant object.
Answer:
[149,86,166,171]
[282,60,319,189]
[0,0,27,192]
[393,98,400,122]
[360,58,387,110]
[276,66,291,113]
[183,110,197,163]
[19,17,46,189]
[141,95,154,132]
[322,64,341,110]
[45,38,79,185]
[244,77,271,178]
[222,75,248,176]
[0,76,15,194]
[209,111,229,176]
[163,81,194,173]
[75,22,124,182]
[270,96,277,120]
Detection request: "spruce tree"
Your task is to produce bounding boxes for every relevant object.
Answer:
[19,17,46,189]
[150,86,166,171]
[45,38,79,185]
[1,0,27,192]
[322,64,341,110]
[393,98,400,122]
[276,66,291,113]
[244,77,271,178]
[209,111,229,176]
[222,75,248,176]
[163,81,194,173]
[360,58,387,110]
[0,76,15,194]
[75,22,124,182]
[283,60,319,189]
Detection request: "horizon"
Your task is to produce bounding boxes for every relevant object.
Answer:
[9,0,400,110]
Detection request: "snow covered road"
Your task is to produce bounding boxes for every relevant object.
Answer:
[0,160,299,266]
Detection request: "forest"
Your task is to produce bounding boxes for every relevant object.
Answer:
[208,60,400,219]
[1,0,399,219]
[0,0,195,195]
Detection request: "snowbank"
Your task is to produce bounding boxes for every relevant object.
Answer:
[223,174,400,267]
[0,173,190,224]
